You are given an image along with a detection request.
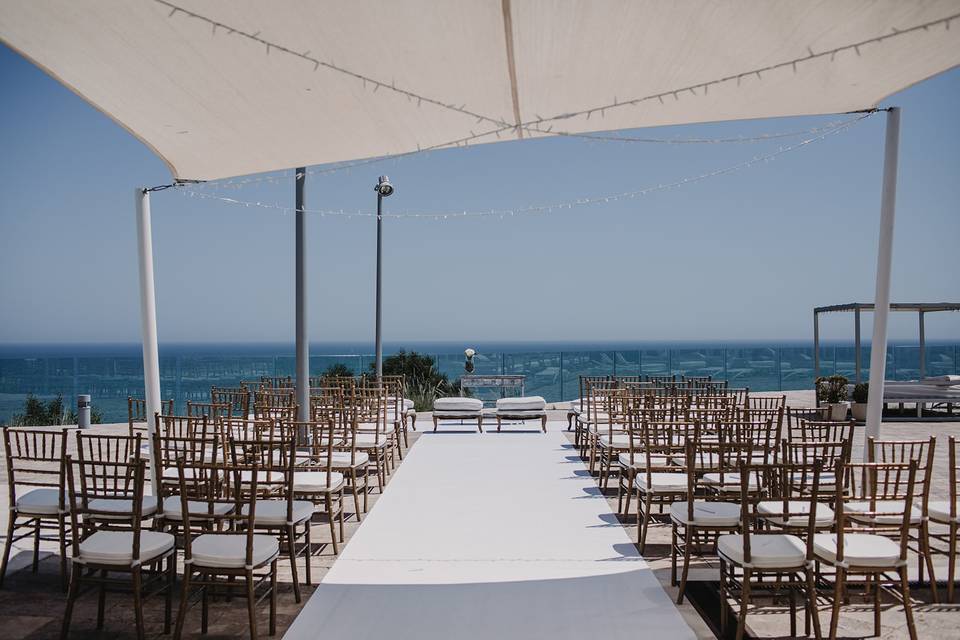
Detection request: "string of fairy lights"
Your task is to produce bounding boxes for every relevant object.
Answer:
[146,2,952,221]
[175,111,876,220]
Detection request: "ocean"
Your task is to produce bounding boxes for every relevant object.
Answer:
[1,340,956,424]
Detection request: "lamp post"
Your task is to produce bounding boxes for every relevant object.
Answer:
[374,176,394,380]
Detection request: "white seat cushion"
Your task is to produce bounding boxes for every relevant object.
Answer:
[757,500,834,528]
[16,488,70,515]
[928,500,960,523]
[702,472,761,492]
[617,453,668,469]
[718,534,807,569]
[78,530,174,566]
[598,434,632,449]
[496,396,546,411]
[355,433,389,448]
[845,500,922,525]
[635,473,688,493]
[190,533,279,569]
[403,398,415,411]
[162,496,233,521]
[329,451,370,468]
[242,499,314,526]
[670,501,741,526]
[293,471,345,493]
[87,496,158,519]
[433,397,483,412]
[813,533,904,568]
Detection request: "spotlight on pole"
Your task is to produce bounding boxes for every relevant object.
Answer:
[375,175,394,198]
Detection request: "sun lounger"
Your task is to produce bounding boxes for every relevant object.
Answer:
[496,396,547,433]
[432,397,484,432]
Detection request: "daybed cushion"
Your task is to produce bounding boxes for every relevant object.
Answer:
[922,375,960,385]
[433,397,484,412]
[497,396,546,412]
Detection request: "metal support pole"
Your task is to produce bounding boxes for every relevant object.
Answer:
[813,311,820,406]
[295,168,309,420]
[375,194,383,379]
[854,307,862,384]
[919,311,926,379]
[135,188,162,495]
[864,107,901,452]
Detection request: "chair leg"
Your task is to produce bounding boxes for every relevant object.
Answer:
[349,468,362,521]
[165,555,174,634]
[541,415,547,433]
[0,516,14,587]
[433,416,439,432]
[246,570,259,640]
[286,525,302,602]
[671,522,678,587]
[173,568,191,639]
[97,569,107,628]
[304,520,313,586]
[899,566,918,640]
[269,560,277,636]
[58,514,69,592]
[920,522,939,603]
[805,566,822,640]
[326,494,339,556]
[622,471,634,518]
[477,416,483,433]
[829,567,844,639]
[719,559,729,635]
[677,524,693,604]
[736,567,752,640]
[872,573,882,637]
[132,566,145,640]
[496,416,502,432]
[201,574,210,633]
[32,519,40,573]
[949,523,957,603]
[60,561,81,640]
[638,493,653,553]
[338,492,345,542]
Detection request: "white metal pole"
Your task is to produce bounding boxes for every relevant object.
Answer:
[375,193,383,379]
[135,188,162,495]
[295,168,309,419]
[864,107,901,454]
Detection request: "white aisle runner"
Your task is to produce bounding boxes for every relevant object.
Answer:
[285,433,696,639]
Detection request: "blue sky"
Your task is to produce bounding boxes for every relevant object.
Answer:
[0,43,957,345]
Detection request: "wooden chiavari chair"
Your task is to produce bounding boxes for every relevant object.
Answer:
[186,400,232,420]
[350,386,390,490]
[1,426,71,590]
[635,420,697,553]
[583,381,621,474]
[718,460,824,640]
[673,435,755,604]
[786,405,832,434]
[928,435,959,602]
[781,440,851,502]
[861,436,939,601]
[228,433,312,604]
[211,386,251,420]
[815,460,920,640]
[289,420,345,554]
[127,396,174,436]
[62,454,176,639]
[615,403,669,514]
[312,388,369,516]
[569,375,612,435]
[172,458,278,639]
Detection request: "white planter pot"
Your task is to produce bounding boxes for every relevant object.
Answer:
[851,402,868,422]
[828,402,850,421]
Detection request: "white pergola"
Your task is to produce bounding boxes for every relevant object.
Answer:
[2,0,959,485]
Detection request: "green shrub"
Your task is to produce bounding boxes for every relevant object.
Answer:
[322,363,355,379]
[10,393,102,426]
[815,375,849,404]
[851,382,869,404]
[370,350,458,410]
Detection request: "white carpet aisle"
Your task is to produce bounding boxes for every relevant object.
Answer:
[284,431,696,639]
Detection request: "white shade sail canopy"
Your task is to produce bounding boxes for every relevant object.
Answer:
[1,0,958,181]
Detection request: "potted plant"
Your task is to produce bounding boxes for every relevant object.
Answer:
[816,375,850,421]
[850,382,869,421]
[464,348,476,374]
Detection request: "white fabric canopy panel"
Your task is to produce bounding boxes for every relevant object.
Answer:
[1,0,958,181]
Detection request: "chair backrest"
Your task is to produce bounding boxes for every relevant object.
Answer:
[66,454,148,558]
[254,404,299,421]
[127,397,174,436]
[186,401,233,420]
[747,394,786,411]
[3,426,70,510]
[156,414,208,439]
[867,436,936,509]
[836,460,918,566]
[644,374,676,384]
[227,434,296,505]
[261,375,294,389]
[787,418,854,445]
[211,386,250,419]
[152,421,223,504]
[73,433,146,527]
[734,460,823,565]
[289,419,338,482]
[785,406,831,433]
